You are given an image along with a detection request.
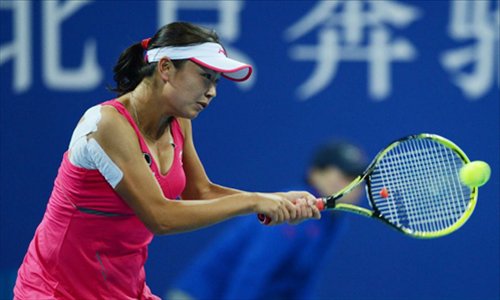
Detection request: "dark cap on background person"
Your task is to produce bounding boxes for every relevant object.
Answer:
[310,141,368,177]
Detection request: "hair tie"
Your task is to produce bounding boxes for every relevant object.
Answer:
[141,38,151,50]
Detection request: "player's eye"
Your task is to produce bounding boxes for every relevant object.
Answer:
[201,72,220,84]
[201,73,212,80]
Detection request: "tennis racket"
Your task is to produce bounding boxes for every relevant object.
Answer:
[259,133,478,239]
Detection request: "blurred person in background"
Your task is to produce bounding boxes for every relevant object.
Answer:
[166,140,368,300]
[13,22,320,300]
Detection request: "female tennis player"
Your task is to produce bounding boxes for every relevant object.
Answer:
[13,22,320,300]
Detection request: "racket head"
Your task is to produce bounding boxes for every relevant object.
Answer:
[365,134,477,238]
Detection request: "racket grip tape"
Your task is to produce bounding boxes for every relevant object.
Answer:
[257,198,325,225]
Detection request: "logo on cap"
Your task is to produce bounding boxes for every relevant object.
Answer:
[218,48,227,56]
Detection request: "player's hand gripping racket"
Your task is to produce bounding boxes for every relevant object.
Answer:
[259,134,478,238]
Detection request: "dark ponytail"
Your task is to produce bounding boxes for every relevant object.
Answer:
[110,42,156,95]
[110,22,220,96]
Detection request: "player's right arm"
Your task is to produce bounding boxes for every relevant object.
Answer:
[90,106,298,234]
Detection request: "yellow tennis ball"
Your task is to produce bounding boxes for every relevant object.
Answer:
[459,161,491,187]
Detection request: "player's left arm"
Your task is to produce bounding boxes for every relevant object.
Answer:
[178,118,244,200]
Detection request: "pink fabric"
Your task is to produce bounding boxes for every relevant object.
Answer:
[14,100,186,299]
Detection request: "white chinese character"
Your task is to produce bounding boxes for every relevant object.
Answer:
[158,0,255,90]
[0,0,102,93]
[42,0,102,90]
[440,0,499,100]
[284,0,421,101]
[0,0,32,93]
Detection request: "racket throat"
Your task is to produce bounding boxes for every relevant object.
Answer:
[321,195,342,209]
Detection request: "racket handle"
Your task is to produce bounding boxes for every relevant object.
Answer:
[257,213,271,225]
[257,198,325,225]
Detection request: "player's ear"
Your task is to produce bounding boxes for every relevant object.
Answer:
[157,57,173,81]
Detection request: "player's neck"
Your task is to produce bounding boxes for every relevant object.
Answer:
[129,87,172,141]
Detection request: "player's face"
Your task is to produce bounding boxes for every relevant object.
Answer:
[163,60,220,119]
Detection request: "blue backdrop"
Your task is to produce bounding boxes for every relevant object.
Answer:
[1,1,498,299]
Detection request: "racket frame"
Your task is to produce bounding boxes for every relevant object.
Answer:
[319,133,478,238]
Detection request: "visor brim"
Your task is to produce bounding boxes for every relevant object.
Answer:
[190,57,253,82]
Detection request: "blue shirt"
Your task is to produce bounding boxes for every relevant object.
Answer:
[168,209,349,300]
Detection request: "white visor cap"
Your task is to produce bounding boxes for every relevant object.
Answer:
[146,42,252,82]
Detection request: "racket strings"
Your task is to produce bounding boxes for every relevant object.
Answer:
[369,138,471,234]
[402,140,458,230]
[394,143,465,231]
[404,141,466,231]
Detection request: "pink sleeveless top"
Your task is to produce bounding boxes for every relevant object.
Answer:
[14,100,186,299]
